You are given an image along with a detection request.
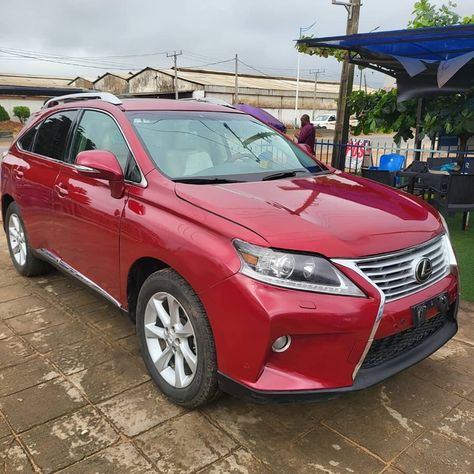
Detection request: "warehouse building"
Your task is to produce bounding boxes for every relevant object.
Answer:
[123,67,341,125]
[0,73,85,119]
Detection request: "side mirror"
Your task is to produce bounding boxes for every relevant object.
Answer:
[75,150,125,199]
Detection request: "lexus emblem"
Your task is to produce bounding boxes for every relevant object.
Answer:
[415,258,433,283]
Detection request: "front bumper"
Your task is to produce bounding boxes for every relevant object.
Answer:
[200,267,459,402]
[218,298,458,403]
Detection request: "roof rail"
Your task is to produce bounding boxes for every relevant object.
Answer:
[42,92,123,109]
[179,97,235,109]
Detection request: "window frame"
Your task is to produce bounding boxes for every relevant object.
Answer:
[68,108,146,186]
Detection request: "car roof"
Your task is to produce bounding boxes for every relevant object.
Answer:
[119,98,242,113]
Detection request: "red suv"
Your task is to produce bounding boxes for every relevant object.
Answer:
[1,93,459,407]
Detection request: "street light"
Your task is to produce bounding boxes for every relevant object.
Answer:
[295,20,317,128]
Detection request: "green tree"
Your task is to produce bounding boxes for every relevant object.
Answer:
[13,106,30,124]
[0,105,9,122]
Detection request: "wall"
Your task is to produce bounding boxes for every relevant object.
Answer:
[94,75,129,95]
[128,69,201,95]
[0,96,45,121]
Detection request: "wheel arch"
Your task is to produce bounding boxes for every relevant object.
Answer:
[1,194,14,230]
[126,256,170,321]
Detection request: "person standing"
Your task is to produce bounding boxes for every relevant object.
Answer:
[294,114,315,152]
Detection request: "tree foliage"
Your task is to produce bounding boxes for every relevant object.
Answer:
[0,105,10,122]
[13,106,31,124]
[408,0,473,28]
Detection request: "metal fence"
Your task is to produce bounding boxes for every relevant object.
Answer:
[314,139,474,172]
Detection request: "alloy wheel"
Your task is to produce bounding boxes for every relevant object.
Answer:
[8,213,27,267]
[144,292,197,388]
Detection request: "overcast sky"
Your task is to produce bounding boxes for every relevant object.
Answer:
[0,0,471,87]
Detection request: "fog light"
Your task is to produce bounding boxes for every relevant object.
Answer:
[272,335,291,352]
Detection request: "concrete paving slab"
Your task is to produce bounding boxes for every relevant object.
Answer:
[0,417,11,440]
[93,314,136,340]
[21,406,119,473]
[0,319,13,339]
[58,289,106,310]
[0,357,59,397]
[0,436,34,473]
[47,336,118,375]
[295,424,385,474]
[69,354,150,403]
[136,411,237,473]
[199,448,273,474]
[24,320,96,354]
[436,399,474,449]
[59,442,156,473]
[456,304,474,346]
[0,335,33,368]
[322,384,425,461]
[0,283,30,302]
[7,306,69,335]
[408,339,474,398]
[0,294,49,320]
[97,381,185,437]
[394,430,474,474]
[0,378,86,432]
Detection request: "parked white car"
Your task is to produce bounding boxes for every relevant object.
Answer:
[311,114,336,129]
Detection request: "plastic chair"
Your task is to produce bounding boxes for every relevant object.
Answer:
[370,153,406,172]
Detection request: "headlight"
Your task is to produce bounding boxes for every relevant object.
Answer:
[440,214,450,239]
[234,240,365,297]
[443,233,457,268]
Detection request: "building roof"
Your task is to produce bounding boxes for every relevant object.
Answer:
[129,67,343,94]
[0,72,73,88]
[94,71,135,83]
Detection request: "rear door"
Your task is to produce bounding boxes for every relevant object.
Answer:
[52,109,142,302]
[10,110,78,251]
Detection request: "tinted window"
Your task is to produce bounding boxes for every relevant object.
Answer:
[33,111,77,160]
[71,110,141,182]
[17,126,37,151]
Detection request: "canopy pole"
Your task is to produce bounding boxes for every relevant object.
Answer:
[413,98,424,161]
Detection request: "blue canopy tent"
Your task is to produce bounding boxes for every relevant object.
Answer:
[297,24,474,164]
[297,24,474,101]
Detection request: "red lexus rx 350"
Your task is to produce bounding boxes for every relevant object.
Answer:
[1,93,459,407]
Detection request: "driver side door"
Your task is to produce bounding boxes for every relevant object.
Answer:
[53,109,142,303]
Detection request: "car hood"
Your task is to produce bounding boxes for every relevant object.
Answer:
[175,172,443,258]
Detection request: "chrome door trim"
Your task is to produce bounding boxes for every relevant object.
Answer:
[36,248,124,310]
[332,258,386,381]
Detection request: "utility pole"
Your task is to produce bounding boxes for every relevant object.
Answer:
[167,50,182,100]
[331,0,361,169]
[295,21,317,128]
[309,69,324,120]
[234,53,239,104]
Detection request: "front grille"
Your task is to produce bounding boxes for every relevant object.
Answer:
[360,312,449,369]
[355,235,449,302]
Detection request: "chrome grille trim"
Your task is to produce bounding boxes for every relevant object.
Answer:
[354,235,449,302]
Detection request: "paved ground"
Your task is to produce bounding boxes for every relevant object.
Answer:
[0,228,473,473]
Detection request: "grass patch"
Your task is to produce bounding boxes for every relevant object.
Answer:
[446,213,474,302]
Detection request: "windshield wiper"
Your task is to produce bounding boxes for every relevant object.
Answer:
[261,170,310,181]
[173,177,243,184]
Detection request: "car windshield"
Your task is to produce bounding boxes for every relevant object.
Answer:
[127,111,326,182]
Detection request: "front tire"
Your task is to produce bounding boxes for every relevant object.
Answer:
[5,202,50,277]
[136,268,220,408]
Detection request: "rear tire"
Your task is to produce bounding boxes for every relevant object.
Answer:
[136,268,220,408]
[5,202,50,277]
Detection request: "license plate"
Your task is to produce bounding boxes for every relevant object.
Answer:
[412,292,449,327]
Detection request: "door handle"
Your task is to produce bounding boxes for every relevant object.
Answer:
[13,169,24,179]
[55,184,69,197]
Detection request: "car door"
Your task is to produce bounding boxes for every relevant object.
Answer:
[52,109,142,303]
[11,110,78,252]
